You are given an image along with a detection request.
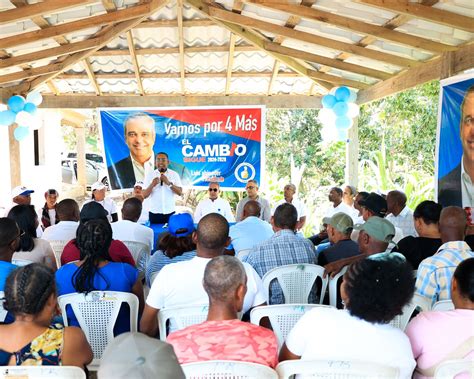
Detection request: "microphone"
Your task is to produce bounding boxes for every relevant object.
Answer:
[159,168,166,186]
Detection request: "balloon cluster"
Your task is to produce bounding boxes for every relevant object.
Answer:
[0,92,43,141]
[318,86,360,143]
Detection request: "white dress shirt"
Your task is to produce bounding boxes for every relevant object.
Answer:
[323,201,356,220]
[272,197,307,220]
[42,221,79,242]
[83,198,117,223]
[386,206,417,238]
[111,219,154,251]
[144,168,182,214]
[131,154,155,183]
[461,159,474,207]
[194,197,235,223]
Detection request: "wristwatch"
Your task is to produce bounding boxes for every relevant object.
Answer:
[168,182,173,188]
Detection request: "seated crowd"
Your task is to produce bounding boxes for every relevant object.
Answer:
[0,180,473,378]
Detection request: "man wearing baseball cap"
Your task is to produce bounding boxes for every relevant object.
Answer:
[133,180,149,224]
[318,212,360,266]
[84,181,118,222]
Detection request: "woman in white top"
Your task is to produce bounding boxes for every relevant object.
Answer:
[84,182,118,223]
[280,256,416,378]
[7,205,57,271]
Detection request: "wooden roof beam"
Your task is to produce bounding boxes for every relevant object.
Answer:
[225,33,236,95]
[207,6,420,69]
[126,31,145,95]
[138,19,215,27]
[248,1,456,54]
[267,61,280,95]
[354,0,474,33]
[177,0,186,94]
[0,2,155,50]
[93,44,257,56]
[83,59,102,96]
[1,0,98,26]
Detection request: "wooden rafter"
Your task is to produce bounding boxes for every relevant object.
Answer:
[126,31,145,95]
[93,45,257,55]
[1,0,97,26]
[56,71,301,79]
[10,0,171,95]
[177,0,186,94]
[187,0,332,90]
[46,81,60,96]
[225,33,236,95]
[267,61,280,95]
[138,19,215,27]
[354,0,474,33]
[248,1,456,54]
[83,59,102,96]
[207,6,420,69]
[0,3,154,50]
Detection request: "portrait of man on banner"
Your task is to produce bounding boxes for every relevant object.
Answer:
[437,76,474,208]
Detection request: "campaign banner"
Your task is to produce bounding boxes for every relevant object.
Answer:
[99,106,265,191]
[436,73,474,207]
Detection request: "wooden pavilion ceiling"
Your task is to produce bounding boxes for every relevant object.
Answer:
[0,0,473,107]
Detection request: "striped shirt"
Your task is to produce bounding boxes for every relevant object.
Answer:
[145,250,196,287]
[415,241,473,306]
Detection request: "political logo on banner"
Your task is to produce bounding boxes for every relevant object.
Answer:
[99,107,265,191]
[436,73,474,208]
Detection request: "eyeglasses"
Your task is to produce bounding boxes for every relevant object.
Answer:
[246,186,256,190]
[208,188,218,192]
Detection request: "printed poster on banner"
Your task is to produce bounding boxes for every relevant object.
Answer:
[436,73,474,208]
[98,106,265,191]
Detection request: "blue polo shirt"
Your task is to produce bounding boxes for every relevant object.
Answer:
[227,216,274,253]
[0,261,16,291]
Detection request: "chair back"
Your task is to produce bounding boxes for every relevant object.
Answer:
[250,304,329,349]
[11,259,33,267]
[0,366,86,379]
[262,264,328,304]
[389,293,431,331]
[158,304,210,341]
[58,291,138,368]
[0,291,7,323]
[276,359,399,378]
[328,266,348,308]
[49,240,69,268]
[182,360,278,378]
[121,240,150,277]
[432,300,455,311]
[236,249,251,261]
[434,359,474,378]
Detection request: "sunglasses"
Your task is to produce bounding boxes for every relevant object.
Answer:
[208,188,218,192]
[246,186,256,190]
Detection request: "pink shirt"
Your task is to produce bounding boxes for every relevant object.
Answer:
[405,309,474,378]
[167,319,278,368]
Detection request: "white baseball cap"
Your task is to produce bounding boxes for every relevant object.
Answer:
[11,185,34,198]
[134,180,144,188]
[91,182,106,192]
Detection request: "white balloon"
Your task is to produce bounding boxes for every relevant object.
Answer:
[15,110,34,126]
[0,104,7,112]
[347,103,360,118]
[318,108,336,125]
[30,117,43,130]
[26,91,43,106]
[321,125,337,143]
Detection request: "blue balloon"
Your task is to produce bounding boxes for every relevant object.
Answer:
[13,126,29,141]
[23,102,37,115]
[0,110,17,126]
[321,94,337,109]
[333,101,349,117]
[337,128,348,141]
[8,95,26,113]
[335,86,351,102]
[335,116,352,130]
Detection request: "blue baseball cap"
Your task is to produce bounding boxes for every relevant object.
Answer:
[168,213,194,237]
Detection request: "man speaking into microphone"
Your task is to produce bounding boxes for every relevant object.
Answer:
[143,152,183,224]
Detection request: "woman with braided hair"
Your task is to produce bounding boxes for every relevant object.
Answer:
[280,256,417,377]
[0,263,92,366]
[55,219,144,335]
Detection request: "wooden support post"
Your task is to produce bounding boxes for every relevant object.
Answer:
[345,117,359,188]
[75,127,86,193]
[8,124,21,188]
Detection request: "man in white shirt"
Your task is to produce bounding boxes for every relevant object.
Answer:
[4,185,42,238]
[140,213,265,337]
[194,182,235,223]
[272,183,306,231]
[386,190,417,237]
[132,181,149,224]
[323,187,355,220]
[111,197,154,251]
[143,152,183,224]
[42,199,80,242]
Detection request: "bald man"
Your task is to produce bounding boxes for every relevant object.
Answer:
[386,190,417,237]
[416,206,474,305]
[226,200,274,256]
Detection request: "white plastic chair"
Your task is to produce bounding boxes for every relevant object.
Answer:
[58,291,138,369]
[434,359,474,378]
[432,300,455,311]
[262,264,328,304]
[49,240,68,268]
[11,259,33,266]
[0,366,86,378]
[121,240,150,278]
[276,359,399,378]
[182,360,278,378]
[0,291,7,323]
[158,304,210,341]
[389,293,431,331]
[328,266,348,308]
[236,248,251,261]
[250,304,330,349]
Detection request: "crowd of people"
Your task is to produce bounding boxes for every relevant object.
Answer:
[0,176,473,378]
